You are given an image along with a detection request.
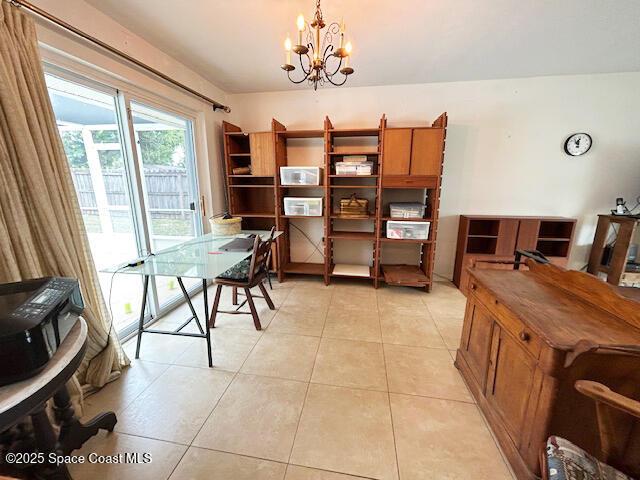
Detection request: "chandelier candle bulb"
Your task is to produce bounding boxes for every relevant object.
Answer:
[285,36,292,65]
[297,14,305,45]
[345,41,352,68]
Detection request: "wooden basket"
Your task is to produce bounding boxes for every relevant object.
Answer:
[209,215,242,236]
[338,194,369,218]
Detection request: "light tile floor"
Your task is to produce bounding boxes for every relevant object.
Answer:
[73,278,515,480]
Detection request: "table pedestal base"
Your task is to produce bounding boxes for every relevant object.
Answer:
[1,385,116,480]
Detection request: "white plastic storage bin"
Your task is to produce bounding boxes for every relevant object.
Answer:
[389,203,426,219]
[283,197,323,216]
[335,161,373,176]
[386,221,430,239]
[280,166,322,185]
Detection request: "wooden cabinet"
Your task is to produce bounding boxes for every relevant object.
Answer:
[455,264,640,479]
[382,127,445,184]
[453,216,577,295]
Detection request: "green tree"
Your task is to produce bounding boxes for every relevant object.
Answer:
[138,130,185,167]
[60,130,88,168]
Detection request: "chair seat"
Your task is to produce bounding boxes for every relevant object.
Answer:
[546,436,634,480]
[217,258,251,282]
[216,259,266,286]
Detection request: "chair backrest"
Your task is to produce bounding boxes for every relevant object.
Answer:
[575,379,640,476]
[247,227,276,283]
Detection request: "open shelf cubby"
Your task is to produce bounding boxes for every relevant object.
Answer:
[466,237,498,254]
[536,240,571,257]
[230,187,275,216]
[468,219,500,237]
[538,221,574,239]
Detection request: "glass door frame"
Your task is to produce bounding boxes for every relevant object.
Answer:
[122,94,205,327]
[44,63,205,339]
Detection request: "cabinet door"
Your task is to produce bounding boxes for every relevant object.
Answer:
[249,132,275,176]
[410,128,444,176]
[461,301,495,391]
[495,219,519,255]
[516,220,540,251]
[383,129,412,176]
[486,326,537,445]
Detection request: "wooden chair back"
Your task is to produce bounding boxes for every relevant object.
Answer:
[575,379,640,476]
[247,227,275,284]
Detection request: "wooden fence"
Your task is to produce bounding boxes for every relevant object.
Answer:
[71,167,192,218]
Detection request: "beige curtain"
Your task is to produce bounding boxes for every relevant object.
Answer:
[0,1,129,401]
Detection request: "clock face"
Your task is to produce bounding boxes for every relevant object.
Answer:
[564,133,592,156]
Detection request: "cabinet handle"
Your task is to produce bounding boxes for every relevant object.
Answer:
[470,283,477,290]
[519,331,530,342]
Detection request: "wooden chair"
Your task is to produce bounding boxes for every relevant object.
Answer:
[541,379,640,480]
[208,229,276,330]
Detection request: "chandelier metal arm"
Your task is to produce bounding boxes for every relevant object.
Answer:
[299,50,312,76]
[323,49,343,77]
[287,69,311,84]
[324,71,349,86]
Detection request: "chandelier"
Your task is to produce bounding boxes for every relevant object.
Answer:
[281,0,354,90]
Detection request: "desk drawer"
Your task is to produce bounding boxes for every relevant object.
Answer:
[469,281,541,360]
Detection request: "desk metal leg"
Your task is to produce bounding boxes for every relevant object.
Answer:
[135,275,213,368]
[177,277,204,334]
[202,279,213,368]
[135,275,150,359]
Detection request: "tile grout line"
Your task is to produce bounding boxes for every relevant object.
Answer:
[377,293,402,480]
[170,283,291,478]
[284,284,335,476]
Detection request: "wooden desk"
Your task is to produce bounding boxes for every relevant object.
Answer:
[455,262,640,479]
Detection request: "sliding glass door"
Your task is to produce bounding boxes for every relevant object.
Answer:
[129,101,202,307]
[45,72,202,336]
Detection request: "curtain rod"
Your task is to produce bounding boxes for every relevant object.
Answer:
[10,0,231,113]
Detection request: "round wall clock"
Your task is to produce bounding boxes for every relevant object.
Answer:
[564,133,592,156]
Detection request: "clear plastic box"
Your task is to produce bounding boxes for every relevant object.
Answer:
[280,166,322,185]
[389,203,426,219]
[386,220,430,239]
[283,197,323,216]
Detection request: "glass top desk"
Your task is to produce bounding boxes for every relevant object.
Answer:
[103,230,282,367]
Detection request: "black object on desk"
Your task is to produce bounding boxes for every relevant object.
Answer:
[0,277,84,386]
[219,234,256,252]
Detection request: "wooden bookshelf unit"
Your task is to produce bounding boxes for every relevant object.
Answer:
[453,215,577,295]
[221,113,448,292]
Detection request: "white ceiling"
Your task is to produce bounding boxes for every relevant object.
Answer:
[84,0,640,94]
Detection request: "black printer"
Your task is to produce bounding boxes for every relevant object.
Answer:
[0,277,84,386]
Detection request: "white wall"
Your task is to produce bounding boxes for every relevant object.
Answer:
[31,0,231,224]
[230,73,640,278]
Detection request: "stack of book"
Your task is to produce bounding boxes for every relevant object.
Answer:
[335,155,373,175]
